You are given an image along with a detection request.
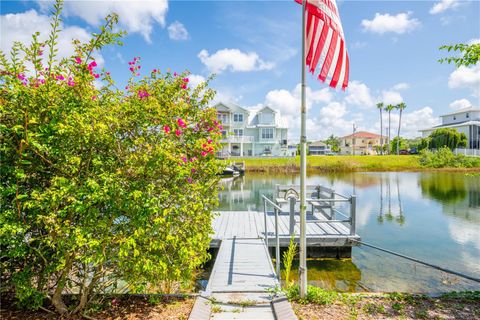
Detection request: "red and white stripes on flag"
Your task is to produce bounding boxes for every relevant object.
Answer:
[296,0,349,90]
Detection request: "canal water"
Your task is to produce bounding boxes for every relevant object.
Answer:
[217,171,480,294]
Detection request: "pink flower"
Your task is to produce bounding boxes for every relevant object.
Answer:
[182,157,187,163]
[17,74,26,81]
[106,72,110,76]
[191,168,196,174]
[181,84,187,89]
[187,177,193,184]
[129,67,134,72]
[190,157,197,162]
[201,151,207,157]
[152,69,157,73]
[125,86,130,90]
[202,143,207,149]
[173,72,178,77]
[207,139,213,144]
[177,118,187,128]
[67,79,75,87]
[183,77,189,83]
[75,57,82,64]
[175,129,182,137]
[207,127,214,132]
[56,74,65,81]
[163,125,171,134]
[38,50,43,56]
[94,74,100,79]
[137,90,150,99]
[88,61,97,69]
[91,96,97,101]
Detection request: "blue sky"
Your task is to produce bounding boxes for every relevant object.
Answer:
[1,0,479,140]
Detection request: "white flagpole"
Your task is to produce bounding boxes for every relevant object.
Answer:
[299,0,308,299]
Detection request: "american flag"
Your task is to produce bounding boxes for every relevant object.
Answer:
[296,0,349,90]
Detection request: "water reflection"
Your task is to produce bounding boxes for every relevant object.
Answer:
[216,171,480,293]
[283,259,363,292]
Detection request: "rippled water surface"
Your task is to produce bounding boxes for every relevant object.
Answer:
[217,171,480,293]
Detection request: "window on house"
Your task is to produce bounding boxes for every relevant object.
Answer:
[233,129,244,136]
[261,128,274,139]
[453,116,456,120]
[466,113,470,118]
[233,114,243,122]
[221,130,227,138]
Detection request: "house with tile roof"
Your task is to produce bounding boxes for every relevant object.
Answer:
[419,107,480,149]
[340,131,386,155]
[213,102,289,157]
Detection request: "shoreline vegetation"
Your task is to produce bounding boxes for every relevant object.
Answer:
[227,155,480,173]
[2,291,479,319]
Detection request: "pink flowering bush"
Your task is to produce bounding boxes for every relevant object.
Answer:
[0,0,221,315]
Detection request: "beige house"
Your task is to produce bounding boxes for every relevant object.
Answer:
[340,131,386,155]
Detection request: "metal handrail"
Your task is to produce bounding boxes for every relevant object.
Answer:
[261,195,283,211]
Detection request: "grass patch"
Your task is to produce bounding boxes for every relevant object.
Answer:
[227,154,480,173]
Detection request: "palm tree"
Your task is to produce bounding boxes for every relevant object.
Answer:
[385,104,395,154]
[395,102,407,155]
[376,102,384,155]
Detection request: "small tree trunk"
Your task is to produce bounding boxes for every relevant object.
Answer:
[52,256,74,315]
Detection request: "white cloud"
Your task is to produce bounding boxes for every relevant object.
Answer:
[58,0,168,43]
[361,12,420,34]
[381,107,440,138]
[0,9,103,65]
[188,74,206,89]
[449,98,472,110]
[381,90,404,105]
[167,21,189,41]
[468,38,480,45]
[430,0,461,15]
[448,64,480,97]
[344,81,375,108]
[198,48,274,74]
[392,82,410,90]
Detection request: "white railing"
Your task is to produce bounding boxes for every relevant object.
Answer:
[220,136,254,143]
[454,148,480,157]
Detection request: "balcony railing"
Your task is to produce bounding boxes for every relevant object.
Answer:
[221,136,254,143]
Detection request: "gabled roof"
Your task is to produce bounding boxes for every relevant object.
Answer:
[258,106,277,114]
[441,107,480,117]
[310,140,327,147]
[213,102,250,113]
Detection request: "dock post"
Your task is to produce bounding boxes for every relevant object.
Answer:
[274,207,280,279]
[289,197,295,237]
[329,190,334,219]
[263,199,268,246]
[350,195,356,236]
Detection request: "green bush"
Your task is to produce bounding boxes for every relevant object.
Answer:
[285,285,338,305]
[427,128,467,149]
[419,147,480,168]
[0,0,221,314]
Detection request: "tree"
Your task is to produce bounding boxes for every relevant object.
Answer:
[439,43,480,67]
[325,134,341,153]
[376,102,384,155]
[395,102,407,155]
[390,137,408,154]
[0,0,221,314]
[428,128,467,150]
[384,104,395,154]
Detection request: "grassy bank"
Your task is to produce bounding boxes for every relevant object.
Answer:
[287,288,480,320]
[227,155,480,173]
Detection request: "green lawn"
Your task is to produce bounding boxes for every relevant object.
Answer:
[225,155,423,172]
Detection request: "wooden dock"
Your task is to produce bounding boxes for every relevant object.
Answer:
[211,210,360,248]
[206,237,278,293]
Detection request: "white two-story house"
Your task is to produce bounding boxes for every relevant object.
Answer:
[213,102,288,157]
[419,107,480,149]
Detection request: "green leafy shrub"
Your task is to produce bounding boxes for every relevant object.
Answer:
[427,128,467,150]
[285,285,338,305]
[420,147,480,168]
[0,0,221,314]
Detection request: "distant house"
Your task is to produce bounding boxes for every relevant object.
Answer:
[340,131,386,155]
[309,141,332,155]
[213,102,288,157]
[419,107,480,149]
